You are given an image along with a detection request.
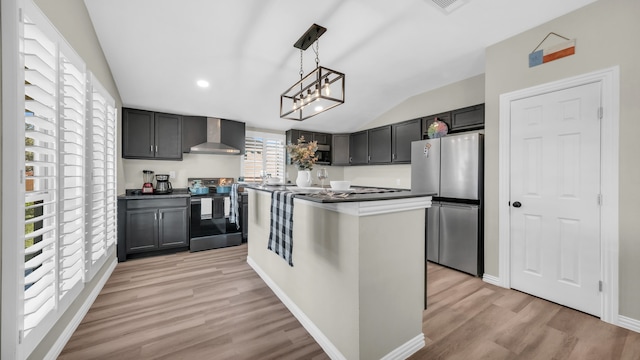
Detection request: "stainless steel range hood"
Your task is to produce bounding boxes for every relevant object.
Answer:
[190,118,241,155]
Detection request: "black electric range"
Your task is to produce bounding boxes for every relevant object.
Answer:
[187,177,242,252]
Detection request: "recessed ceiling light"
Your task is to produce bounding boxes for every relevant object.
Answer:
[196,80,209,88]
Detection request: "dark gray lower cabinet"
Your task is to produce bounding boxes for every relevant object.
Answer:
[125,209,158,252]
[121,198,189,261]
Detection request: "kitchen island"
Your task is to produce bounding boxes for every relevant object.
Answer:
[246,185,432,360]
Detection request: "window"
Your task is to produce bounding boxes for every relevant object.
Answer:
[243,131,286,182]
[1,1,117,358]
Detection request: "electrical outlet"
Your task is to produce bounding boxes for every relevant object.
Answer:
[169,171,176,179]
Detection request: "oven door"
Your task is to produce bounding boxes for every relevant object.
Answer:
[190,197,226,238]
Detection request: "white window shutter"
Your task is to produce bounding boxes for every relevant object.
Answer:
[22,10,59,341]
[243,132,286,183]
[58,50,86,304]
[3,2,117,358]
[85,74,116,281]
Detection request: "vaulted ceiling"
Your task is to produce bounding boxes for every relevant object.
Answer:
[84,0,596,133]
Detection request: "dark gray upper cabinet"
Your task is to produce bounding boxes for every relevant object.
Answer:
[313,132,331,145]
[422,112,451,139]
[332,134,350,166]
[368,125,392,164]
[154,112,183,159]
[122,108,154,158]
[182,116,207,153]
[450,104,484,132]
[220,119,246,154]
[349,130,368,165]
[392,119,422,163]
[286,129,314,145]
[299,130,314,143]
[286,129,332,165]
[122,108,182,160]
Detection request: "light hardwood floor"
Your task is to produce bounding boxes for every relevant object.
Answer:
[59,244,640,360]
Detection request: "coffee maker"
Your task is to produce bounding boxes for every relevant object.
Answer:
[142,170,154,194]
[155,174,172,194]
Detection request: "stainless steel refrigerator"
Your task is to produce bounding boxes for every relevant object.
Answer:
[411,132,483,276]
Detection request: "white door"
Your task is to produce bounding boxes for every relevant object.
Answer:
[510,82,601,316]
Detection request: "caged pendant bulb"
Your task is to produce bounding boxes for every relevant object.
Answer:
[323,78,331,96]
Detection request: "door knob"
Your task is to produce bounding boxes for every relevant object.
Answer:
[512,201,522,208]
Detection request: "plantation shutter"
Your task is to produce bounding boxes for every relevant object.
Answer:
[85,75,116,281]
[265,139,285,180]
[58,46,86,303]
[4,2,118,357]
[244,136,264,182]
[105,101,117,250]
[23,12,58,340]
[243,132,286,183]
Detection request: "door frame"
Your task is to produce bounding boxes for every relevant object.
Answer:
[497,66,619,324]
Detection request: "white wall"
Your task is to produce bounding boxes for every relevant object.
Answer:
[341,74,485,188]
[122,154,242,189]
[484,0,640,319]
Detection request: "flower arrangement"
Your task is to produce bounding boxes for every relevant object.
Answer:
[287,136,318,170]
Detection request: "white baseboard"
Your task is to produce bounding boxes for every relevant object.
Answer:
[44,258,117,360]
[247,256,424,360]
[618,315,640,333]
[482,273,502,287]
[380,333,425,360]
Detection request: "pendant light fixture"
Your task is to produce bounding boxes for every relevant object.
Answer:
[280,24,345,121]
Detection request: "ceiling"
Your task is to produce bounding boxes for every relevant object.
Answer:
[83,0,596,133]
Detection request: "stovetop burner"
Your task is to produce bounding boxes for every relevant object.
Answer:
[188,177,235,196]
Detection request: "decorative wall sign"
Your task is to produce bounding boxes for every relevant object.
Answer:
[529,32,576,67]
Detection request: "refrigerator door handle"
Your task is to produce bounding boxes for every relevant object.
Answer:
[441,203,479,209]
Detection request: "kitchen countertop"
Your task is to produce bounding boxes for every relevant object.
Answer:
[118,188,191,200]
[246,184,434,203]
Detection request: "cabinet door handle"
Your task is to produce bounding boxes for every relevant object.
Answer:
[155,145,158,153]
[349,157,352,163]
[154,213,157,221]
[392,153,396,160]
[150,145,153,153]
[368,155,371,162]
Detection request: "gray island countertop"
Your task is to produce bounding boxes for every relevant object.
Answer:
[246,184,435,203]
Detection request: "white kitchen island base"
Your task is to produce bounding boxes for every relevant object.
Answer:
[247,189,431,360]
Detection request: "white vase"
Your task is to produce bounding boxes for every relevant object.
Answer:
[295,170,312,188]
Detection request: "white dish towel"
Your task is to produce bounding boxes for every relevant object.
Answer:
[224,197,230,217]
[201,198,212,220]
